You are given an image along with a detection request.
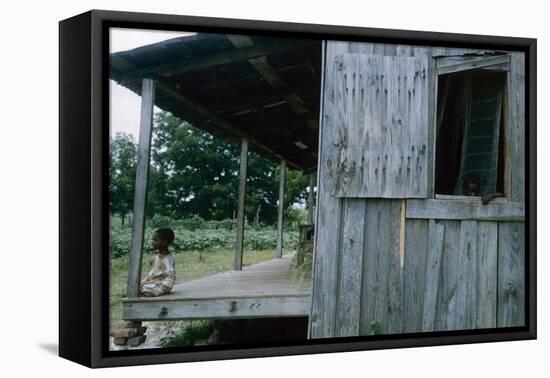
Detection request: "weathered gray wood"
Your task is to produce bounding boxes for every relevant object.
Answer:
[359,200,403,335]
[347,41,431,58]
[374,44,385,55]
[436,56,510,73]
[396,45,413,57]
[348,42,370,54]
[480,63,510,72]
[307,172,315,224]
[475,221,498,328]
[328,54,430,198]
[435,194,509,202]
[434,220,461,331]
[124,295,311,320]
[455,220,478,329]
[406,199,524,221]
[384,44,397,56]
[426,47,436,198]
[225,34,254,48]
[422,220,445,331]
[249,56,311,116]
[121,38,312,83]
[276,160,286,258]
[234,138,248,270]
[431,48,499,57]
[306,41,326,340]
[123,253,311,320]
[388,201,405,334]
[506,52,526,202]
[311,41,525,339]
[227,35,313,119]
[436,54,510,75]
[309,41,346,338]
[127,78,155,298]
[335,199,365,336]
[138,253,309,299]
[402,219,429,333]
[497,222,525,327]
[399,200,406,268]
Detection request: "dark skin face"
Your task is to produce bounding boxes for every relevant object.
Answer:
[151,232,170,254]
[463,181,480,196]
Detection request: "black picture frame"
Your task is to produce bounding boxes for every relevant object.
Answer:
[59,9,537,368]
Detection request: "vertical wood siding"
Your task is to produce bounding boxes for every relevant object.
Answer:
[309,41,525,339]
[497,222,525,326]
[506,53,526,202]
[327,54,429,198]
[359,199,403,334]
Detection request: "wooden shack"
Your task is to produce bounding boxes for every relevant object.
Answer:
[110,34,525,340]
[310,41,524,338]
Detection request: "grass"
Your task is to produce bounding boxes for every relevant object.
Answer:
[109,248,283,327]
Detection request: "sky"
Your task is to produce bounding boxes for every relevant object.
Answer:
[109,28,196,140]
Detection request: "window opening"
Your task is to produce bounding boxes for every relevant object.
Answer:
[434,70,506,197]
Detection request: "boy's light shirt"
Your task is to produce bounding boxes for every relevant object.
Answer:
[141,252,175,296]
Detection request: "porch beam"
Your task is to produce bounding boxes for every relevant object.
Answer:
[226,35,315,119]
[234,138,249,270]
[276,160,286,258]
[122,294,311,320]
[127,78,155,298]
[307,172,316,224]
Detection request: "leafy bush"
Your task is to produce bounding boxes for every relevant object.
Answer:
[160,320,214,347]
[110,216,299,258]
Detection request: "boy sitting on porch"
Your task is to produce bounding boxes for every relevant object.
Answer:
[140,228,176,297]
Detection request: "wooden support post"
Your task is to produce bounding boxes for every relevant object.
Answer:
[126,78,155,299]
[234,138,248,271]
[307,172,315,224]
[276,160,286,258]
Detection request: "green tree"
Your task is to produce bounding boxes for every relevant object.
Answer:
[150,112,240,219]
[149,111,309,224]
[109,111,310,225]
[109,132,137,224]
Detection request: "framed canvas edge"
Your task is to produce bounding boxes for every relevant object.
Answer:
[58,9,537,368]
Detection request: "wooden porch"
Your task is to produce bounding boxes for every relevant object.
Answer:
[122,253,312,321]
[110,33,318,331]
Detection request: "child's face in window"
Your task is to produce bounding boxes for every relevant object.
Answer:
[151,233,168,251]
[463,181,480,196]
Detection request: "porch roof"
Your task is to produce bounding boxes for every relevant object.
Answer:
[109,32,322,171]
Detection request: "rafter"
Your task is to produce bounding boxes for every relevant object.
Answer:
[114,39,313,84]
[226,35,317,120]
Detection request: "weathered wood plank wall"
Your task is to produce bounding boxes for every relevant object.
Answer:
[328,54,429,198]
[309,41,525,338]
[497,222,525,326]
